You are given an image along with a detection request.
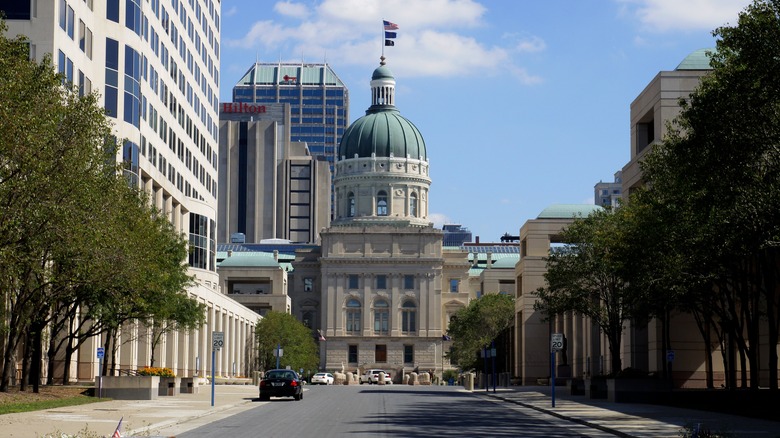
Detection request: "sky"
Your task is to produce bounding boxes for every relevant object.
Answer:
[218,0,752,242]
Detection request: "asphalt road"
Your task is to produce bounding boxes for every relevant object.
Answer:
[177,384,617,438]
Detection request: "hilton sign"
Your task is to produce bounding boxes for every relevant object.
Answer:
[221,103,267,114]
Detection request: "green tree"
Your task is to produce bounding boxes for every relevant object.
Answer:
[255,312,318,373]
[446,293,514,370]
[639,0,780,389]
[534,208,647,375]
[0,19,119,392]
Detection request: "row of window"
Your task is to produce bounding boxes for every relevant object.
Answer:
[345,299,417,335]
[347,344,415,365]
[343,274,417,290]
[346,191,419,218]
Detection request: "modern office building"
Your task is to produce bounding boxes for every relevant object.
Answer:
[442,224,473,246]
[218,102,331,244]
[594,171,622,208]
[232,62,349,193]
[622,49,714,199]
[2,0,258,383]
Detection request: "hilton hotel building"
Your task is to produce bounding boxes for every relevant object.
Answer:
[2,0,258,381]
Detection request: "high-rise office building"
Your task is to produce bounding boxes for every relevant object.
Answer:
[2,0,257,382]
[218,102,331,244]
[231,62,349,195]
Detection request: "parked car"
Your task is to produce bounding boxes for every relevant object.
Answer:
[360,369,392,384]
[259,369,304,401]
[311,372,334,385]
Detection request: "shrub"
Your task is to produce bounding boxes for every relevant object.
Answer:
[137,367,175,377]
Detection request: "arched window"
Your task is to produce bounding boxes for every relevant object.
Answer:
[348,192,355,217]
[401,300,417,334]
[374,299,389,334]
[410,192,418,217]
[377,190,388,216]
[346,298,361,334]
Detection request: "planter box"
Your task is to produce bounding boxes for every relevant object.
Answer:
[585,378,608,399]
[607,378,670,403]
[567,378,585,396]
[100,376,160,400]
[158,377,181,396]
[180,377,198,394]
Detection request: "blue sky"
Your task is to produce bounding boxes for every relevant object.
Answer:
[218,0,751,241]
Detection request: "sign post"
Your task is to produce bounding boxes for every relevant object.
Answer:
[212,332,224,407]
[551,333,564,407]
[96,347,105,399]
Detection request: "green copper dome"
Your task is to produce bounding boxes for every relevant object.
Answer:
[339,108,426,160]
[676,48,715,70]
[372,65,394,80]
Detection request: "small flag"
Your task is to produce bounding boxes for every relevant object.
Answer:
[112,417,123,438]
[385,40,395,47]
[385,31,397,39]
[383,20,399,30]
[318,330,326,341]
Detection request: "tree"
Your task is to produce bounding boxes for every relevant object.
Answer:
[639,0,780,389]
[255,312,318,373]
[534,208,646,375]
[0,19,118,391]
[446,293,514,371]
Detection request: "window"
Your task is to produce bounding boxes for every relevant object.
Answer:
[302,311,313,329]
[401,301,417,334]
[377,190,387,216]
[304,278,313,292]
[348,192,355,217]
[107,0,119,22]
[376,275,386,290]
[404,345,414,364]
[404,275,414,290]
[348,274,358,290]
[373,300,389,335]
[375,345,387,363]
[450,279,459,293]
[346,299,361,335]
[66,6,75,39]
[2,0,31,19]
[348,345,358,363]
[410,193,418,217]
[59,0,66,30]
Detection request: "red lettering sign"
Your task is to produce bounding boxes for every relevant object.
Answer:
[221,103,267,114]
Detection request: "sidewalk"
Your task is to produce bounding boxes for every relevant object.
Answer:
[476,385,780,438]
[0,384,259,437]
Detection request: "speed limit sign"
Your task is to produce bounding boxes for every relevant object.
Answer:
[551,333,564,351]
[212,331,224,351]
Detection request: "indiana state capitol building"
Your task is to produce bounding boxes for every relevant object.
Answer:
[220,58,471,376]
[318,58,452,373]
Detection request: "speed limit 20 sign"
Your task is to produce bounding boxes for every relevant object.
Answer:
[551,333,564,351]
[213,331,224,351]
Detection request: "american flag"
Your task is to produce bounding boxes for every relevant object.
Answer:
[383,20,399,30]
[111,417,123,438]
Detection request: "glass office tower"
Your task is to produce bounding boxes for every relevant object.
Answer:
[232,62,349,178]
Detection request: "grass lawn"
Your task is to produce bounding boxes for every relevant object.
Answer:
[0,386,103,415]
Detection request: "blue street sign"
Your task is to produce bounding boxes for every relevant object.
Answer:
[97,347,105,359]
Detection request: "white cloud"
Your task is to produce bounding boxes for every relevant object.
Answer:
[618,0,750,32]
[224,6,238,17]
[223,0,541,84]
[274,1,310,19]
[428,213,450,229]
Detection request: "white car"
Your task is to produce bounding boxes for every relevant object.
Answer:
[360,369,392,384]
[310,372,334,385]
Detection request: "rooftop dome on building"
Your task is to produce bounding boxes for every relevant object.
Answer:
[537,204,603,219]
[339,64,426,161]
[676,48,715,70]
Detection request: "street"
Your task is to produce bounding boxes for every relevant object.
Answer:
[178,384,616,437]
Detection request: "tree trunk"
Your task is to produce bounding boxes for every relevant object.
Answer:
[20,332,30,392]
